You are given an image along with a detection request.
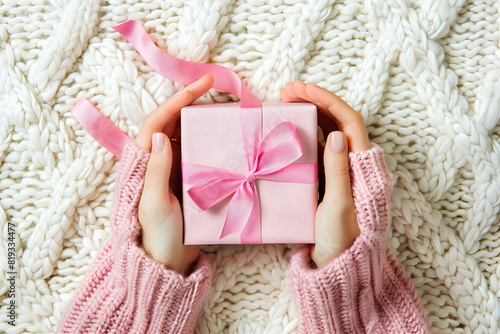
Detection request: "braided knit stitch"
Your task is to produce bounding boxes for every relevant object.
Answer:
[0,1,499,333]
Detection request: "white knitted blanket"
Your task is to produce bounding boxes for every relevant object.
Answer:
[1,0,499,333]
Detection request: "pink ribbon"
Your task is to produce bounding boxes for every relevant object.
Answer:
[111,20,263,173]
[183,121,317,243]
[71,97,133,158]
[71,20,317,243]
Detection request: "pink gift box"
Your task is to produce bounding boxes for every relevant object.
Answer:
[181,102,318,245]
[70,21,318,245]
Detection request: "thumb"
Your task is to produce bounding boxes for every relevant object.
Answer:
[312,131,359,267]
[323,131,352,205]
[142,132,172,204]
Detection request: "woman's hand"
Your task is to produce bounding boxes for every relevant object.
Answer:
[136,74,215,276]
[280,81,371,268]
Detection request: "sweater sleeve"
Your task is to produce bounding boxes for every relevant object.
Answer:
[58,140,212,334]
[288,143,429,333]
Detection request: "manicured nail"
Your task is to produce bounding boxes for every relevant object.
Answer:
[330,132,345,152]
[153,132,164,152]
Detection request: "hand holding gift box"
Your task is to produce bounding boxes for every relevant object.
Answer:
[71,20,363,261]
[62,15,426,329]
[109,20,318,245]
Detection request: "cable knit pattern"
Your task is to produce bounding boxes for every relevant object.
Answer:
[288,143,429,333]
[57,141,212,333]
[1,1,499,333]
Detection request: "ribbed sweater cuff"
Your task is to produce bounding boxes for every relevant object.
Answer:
[59,140,213,333]
[109,140,212,332]
[288,143,429,333]
[288,237,382,332]
[58,236,212,334]
[348,142,393,244]
[289,240,428,333]
[110,140,149,222]
[116,238,212,333]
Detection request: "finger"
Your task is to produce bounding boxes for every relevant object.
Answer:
[280,87,336,160]
[279,89,290,102]
[185,73,216,104]
[280,88,306,103]
[161,72,216,135]
[135,74,215,151]
[305,82,370,152]
[289,81,339,135]
[311,131,360,268]
[281,81,329,116]
[142,132,173,211]
[291,81,308,100]
[135,90,192,151]
[291,81,329,114]
[280,90,306,102]
[280,88,303,103]
[305,82,358,124]
[323,131,353,205]
[281,82,338,137]
[285,82,300,99]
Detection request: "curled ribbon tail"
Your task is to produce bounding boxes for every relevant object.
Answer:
[240,184,262,244]
[111,20,261,109]
[220,181,260,241]
[70,98,133,158]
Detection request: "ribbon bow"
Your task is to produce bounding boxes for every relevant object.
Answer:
[70,20,317,244]
[183,121,316,243]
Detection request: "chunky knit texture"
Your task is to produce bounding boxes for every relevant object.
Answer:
[288,144,429,333]
[57,141,212,333]
[57,141,429,333]
[1,1,499,333]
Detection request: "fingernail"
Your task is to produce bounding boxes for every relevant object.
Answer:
[330,132,345,152]
[153,132,164,152]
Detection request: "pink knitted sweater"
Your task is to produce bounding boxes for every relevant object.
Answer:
[58,141,429,333]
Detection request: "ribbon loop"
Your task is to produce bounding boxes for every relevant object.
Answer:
[70,20,317,243]
[254,121,303,176]
[182,121,316,241]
